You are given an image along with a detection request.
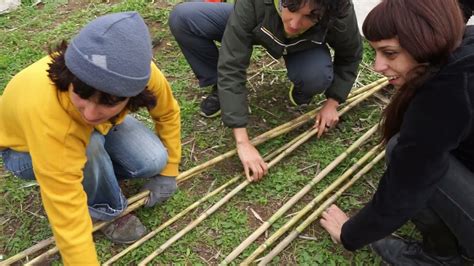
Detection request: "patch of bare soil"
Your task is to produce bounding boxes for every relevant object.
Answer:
[60,0,98,12]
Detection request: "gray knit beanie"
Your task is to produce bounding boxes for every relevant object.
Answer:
[65,12,152,97]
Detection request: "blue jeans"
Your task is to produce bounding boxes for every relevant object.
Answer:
[168,2,333,95]
[2,116,168,221]
[386,135,474,258]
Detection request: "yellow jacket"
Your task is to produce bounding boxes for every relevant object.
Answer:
[0,56,181,265]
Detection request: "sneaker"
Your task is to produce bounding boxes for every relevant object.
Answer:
[100,214,147,244]
[370,237,469,266]
[200,85,221,118]
[288,83,313,106]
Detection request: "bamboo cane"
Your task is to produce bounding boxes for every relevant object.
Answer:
[177,78,387,184]
[164,81,386,190]
[111,82,382,263]
[345,81,388,107]
[4,79,385,265]
[20,122,308,266]
[268,81,385,172]
[0,237,55,266]
[103,175,241,265]
[0,194,149,266]
[103,144,289,265]
[23,198,147,266]
[92,198,148,231]
[137,128,319,265]
[175,111,315,184]
[127,191,150,205]
[258,151,386,265]
[102,140,290,266]
[348,78,387,98]
[14,113,318,265]
[220,125,378,265]
[240,144,382,265]
[262,128,311,160]
[346,81,388,107]
[315,77,387,107]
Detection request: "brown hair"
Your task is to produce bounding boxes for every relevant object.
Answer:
[47,41,157,113]
[362,0,465,142]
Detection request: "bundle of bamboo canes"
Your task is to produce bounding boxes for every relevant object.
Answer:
[2,77,387,266]
[102,130,313,265]
[220,126,379,265]
[240,144,383,264]
[258,151,386,265]
[134,82,386,265]
[137,127,321,265]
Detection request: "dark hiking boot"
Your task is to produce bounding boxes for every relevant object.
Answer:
[370,237,469,265]
[100,214,147,244]
[288,83,313,106]
[200,85,221,118]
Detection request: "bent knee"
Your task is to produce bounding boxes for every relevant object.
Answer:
[169,4,192,35]
[86,132,106,159]
[129,151,168,178]
[290,67,334,95]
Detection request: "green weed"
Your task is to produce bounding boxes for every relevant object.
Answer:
[0,1,404,265]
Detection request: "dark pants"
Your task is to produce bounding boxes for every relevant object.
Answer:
[168,2,333,96]
[386,135,474,259]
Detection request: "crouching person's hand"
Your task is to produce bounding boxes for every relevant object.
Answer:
[141,175,177,207]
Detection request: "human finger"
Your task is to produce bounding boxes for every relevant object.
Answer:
[243,164,252,181]
[329,118,339,128]
[314,114,322,129]
[261,161,269,176]
[321,209,332,220]
[317,118,327,138]
[249,163,264,181]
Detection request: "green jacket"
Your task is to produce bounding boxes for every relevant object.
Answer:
[218,0,363,128]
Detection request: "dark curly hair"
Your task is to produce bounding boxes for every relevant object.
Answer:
[47,41,157,113]
[281,0,351,27]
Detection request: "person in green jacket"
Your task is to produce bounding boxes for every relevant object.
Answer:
[169,0,362,181]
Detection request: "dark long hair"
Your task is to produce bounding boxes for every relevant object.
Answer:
[47,41,156,113]
[362,0,465,142]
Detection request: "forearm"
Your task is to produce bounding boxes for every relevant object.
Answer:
[37,172,98,264]
[217,0,254,128]
[233,127,251,145]
[148,63,182,176]
[325,62,361,103]
[326,4,363,103]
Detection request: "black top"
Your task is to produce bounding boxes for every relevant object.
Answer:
[341,27,474,251]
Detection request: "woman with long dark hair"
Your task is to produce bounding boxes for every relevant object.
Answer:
[320,0,474,264]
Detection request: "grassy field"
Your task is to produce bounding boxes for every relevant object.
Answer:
[0,1,415,265]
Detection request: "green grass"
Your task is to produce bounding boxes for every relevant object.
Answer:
[0,1,417,265]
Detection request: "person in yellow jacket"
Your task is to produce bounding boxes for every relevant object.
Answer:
[0,12,181,264]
